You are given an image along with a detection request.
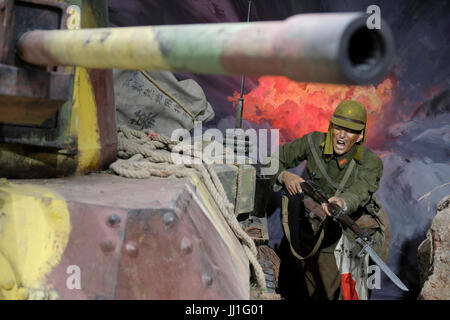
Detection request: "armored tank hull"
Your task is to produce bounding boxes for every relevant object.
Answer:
[0,174,251,299]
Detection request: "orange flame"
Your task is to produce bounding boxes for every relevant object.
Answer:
[228,76,394,144]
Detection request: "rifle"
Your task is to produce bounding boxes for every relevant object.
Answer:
[299,179,409,292]
[300,180,374,246]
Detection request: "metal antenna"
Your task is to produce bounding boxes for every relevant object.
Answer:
[234,0,252,129]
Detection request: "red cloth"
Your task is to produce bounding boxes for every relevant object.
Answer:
[341,273,359,300]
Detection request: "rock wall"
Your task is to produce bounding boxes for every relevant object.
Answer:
[417,196,450,300]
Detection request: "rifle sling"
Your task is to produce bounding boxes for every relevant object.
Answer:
[282,195,326,260]
[335,158,355,197]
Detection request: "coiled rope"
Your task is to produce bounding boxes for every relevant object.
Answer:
[109,126,266,289]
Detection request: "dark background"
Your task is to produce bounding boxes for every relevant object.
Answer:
[108,0,450,299]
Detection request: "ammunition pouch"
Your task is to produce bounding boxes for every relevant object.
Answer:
[362,195,390,261]
[341,195,390,262]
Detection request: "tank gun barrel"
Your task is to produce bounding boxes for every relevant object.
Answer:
[17,12,394,85]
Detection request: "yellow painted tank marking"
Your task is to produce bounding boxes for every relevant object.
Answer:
[0,183,71,300]
[71,67,101,173]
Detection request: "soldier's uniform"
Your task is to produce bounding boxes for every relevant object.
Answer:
[271,101,389,300]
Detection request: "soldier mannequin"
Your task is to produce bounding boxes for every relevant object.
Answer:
[271,100,389,300]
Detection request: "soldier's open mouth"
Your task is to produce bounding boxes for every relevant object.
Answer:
[336,139,346,149]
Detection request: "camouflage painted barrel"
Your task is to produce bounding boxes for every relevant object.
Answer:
[18,13,394,85]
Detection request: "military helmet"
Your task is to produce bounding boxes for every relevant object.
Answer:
[324,100,367,162]
[331,100,367,131]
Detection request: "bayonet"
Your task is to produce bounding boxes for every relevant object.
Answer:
[357,239,409,292]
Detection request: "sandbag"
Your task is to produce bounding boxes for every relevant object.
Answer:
[114,70,214,137]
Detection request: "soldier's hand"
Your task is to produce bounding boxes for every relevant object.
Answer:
[321,196,344,217]
[280,171,305,196]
